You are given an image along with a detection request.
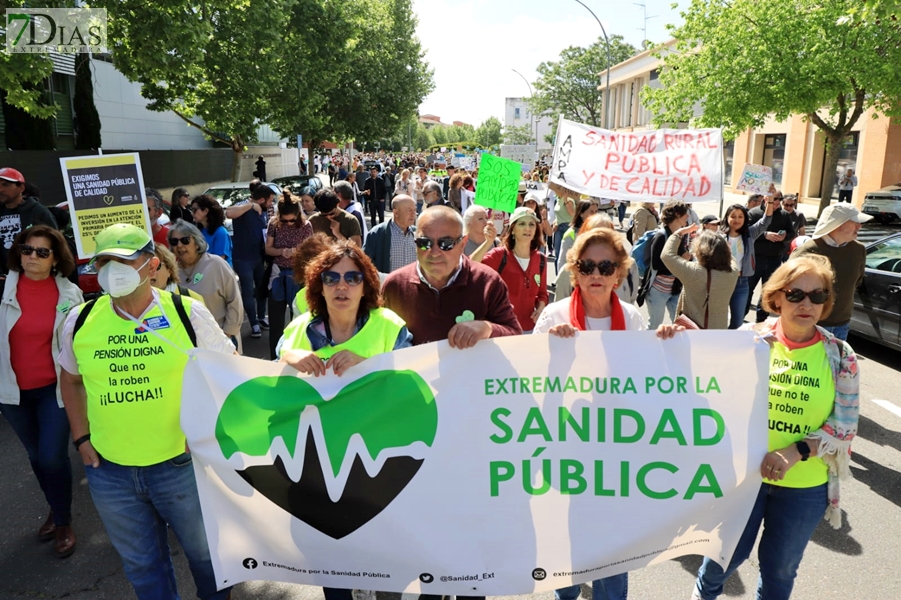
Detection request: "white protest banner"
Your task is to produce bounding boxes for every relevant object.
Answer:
[59,153,151,258]
[549,117,723,203]
[734,164,773,195]
[182,331,768,595]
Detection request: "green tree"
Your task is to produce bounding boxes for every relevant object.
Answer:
[475,116,503,147]
[644,0,901,214]
[413,123,434,150]
[530,36,638,127]
[503,124,534,145]
[100,0,294,180]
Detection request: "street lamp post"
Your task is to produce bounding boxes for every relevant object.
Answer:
[511,68,536,149]
[573,0,611,130]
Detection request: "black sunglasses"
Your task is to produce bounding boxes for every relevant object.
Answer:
[20,244,52,259]
[782,288,830,304]
[280,217,297,224]
[321,271,364,286]
[576,259,619,277]
[414,236,462,251]
[169,236,192,246]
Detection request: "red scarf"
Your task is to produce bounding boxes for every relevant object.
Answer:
[569,286,626,331]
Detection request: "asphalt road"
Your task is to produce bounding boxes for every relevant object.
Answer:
[2,197,899,599]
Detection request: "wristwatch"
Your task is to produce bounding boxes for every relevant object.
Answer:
[795,440,811,462]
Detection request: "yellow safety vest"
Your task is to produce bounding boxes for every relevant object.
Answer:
[280,307,406,360]
[72,291,195,466]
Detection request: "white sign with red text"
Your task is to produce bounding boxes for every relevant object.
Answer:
[549,117,723,203]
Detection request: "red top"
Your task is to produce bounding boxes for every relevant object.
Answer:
[382,257,522,345]
[10,275,59,390]
[481,247,549,331]
[153,224,170,248]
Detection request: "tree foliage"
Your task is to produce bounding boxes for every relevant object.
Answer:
[475,116,503,148]
[530,36,638,127]
[0,0,62,120]
[503,124,534,145]
[644,0,901,213]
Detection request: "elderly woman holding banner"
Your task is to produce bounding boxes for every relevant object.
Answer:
[690,254,859,600]
[534,227,681,600]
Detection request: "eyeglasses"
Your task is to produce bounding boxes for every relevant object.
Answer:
[190,206,200,212]
[783,203,796,207]
[280,217,297,224]
[20,244,52,259]
[576,259,619,277]
[782,288,830,304]
[414,236,462,251]
[321,270,364,286]
[169,236,192,246]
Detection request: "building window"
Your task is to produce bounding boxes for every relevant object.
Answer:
[649,68,659,81]
[514,107,520,119]
[763,134,786,186]
[723,139,735,186]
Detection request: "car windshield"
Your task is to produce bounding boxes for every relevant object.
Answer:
[204,188,247,209]
[866,237,901,272]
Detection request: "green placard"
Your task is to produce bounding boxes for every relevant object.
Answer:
[474,153,519,212]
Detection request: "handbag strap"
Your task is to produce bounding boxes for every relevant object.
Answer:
[703,269,711,329]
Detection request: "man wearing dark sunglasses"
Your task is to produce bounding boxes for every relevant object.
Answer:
[790,203,871,341]
[747,189,796,322]
[383,206,521,347]
[0,168,58,277]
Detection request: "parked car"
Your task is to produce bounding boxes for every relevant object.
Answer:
[201,181,281,234]
[861,185,901,224]
[851,231,901,351]
[271,175,323,196]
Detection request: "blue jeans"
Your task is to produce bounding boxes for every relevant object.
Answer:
[234,258,266,327]
[747,255,785,323]
[556,574,628,600]
[821,322,850,341]
[554,222,570,268]
[0,383,72,526]
[617,203,627,226]
[694,482,827,600]
[647,285,679,329]
[84,452,231,600]
[729,276,750,330]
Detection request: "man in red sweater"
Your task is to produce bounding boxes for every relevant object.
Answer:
[383,205,521,346]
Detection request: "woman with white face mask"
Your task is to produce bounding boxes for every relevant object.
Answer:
[168,220,244,349]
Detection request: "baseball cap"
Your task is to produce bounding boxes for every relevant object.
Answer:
[523,192,543,205]
[812,204,873,239]
[0,168,25,183]
[91,223,154,262]
[700,215,720,226]
[509,206,540,226]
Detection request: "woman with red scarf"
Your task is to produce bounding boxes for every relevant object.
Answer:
[534,228,642,334]
[533,228,680,600]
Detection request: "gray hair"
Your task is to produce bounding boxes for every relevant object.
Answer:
[423,181,442,197]
[462,204,488,235]
[168,219,208,254]
[334,180,354,202]
[145,187,163,211]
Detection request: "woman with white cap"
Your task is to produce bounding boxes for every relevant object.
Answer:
[481,206,548,332]
[790,203,871,341]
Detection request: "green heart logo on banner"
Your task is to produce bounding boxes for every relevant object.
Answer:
[102,195,114,206]
[215,370,437,539]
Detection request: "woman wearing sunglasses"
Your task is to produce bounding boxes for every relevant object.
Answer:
[481,206,549,333]
[661,225,739,329]
[265,195,313,359]
[168,220,244,351]
[278,241,411,382]
[534,227,680,600]
[0,226,82,558]
[691,255,859,600]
